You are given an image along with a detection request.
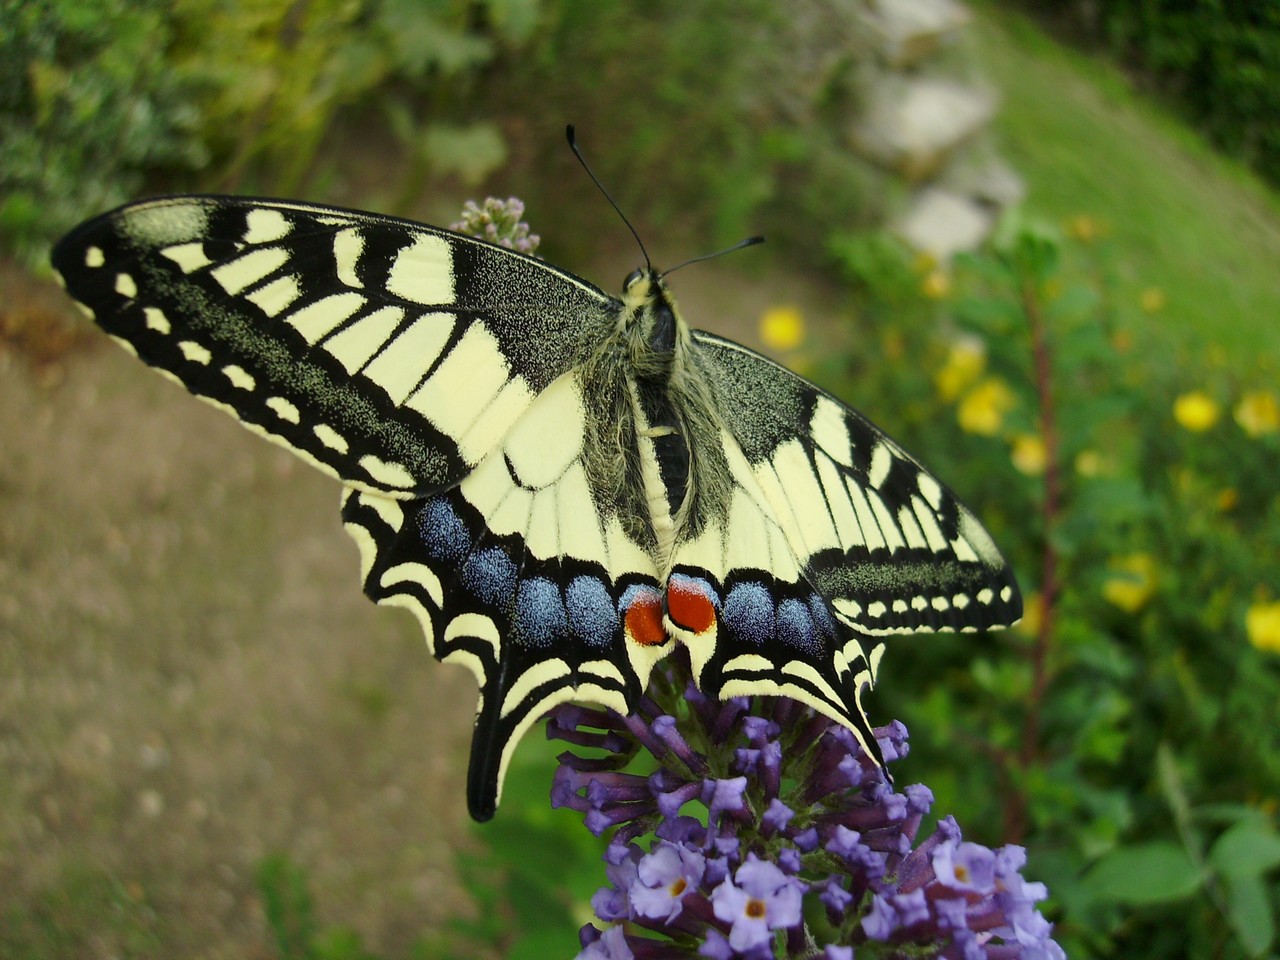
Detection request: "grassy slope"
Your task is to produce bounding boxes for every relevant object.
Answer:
[967,4,1280,370]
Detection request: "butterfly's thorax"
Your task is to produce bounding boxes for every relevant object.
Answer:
[590,269,724,571]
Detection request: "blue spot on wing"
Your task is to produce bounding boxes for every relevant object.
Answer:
[777,598,819,655]
[514,577,568,648]
[808,594,839,643]
[420,496,470,562]
[722,582,775,646]
[566,575,617,647]
[461,547,518,607]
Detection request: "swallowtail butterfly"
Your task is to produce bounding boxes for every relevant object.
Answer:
[53,178,1020,821]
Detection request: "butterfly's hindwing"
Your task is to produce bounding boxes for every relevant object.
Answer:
[51,197,618,496]
[690,332,1022,636]
[340,370,671,820]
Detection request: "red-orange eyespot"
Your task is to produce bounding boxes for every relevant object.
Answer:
[623,587,668,646]
[667,574,718,634]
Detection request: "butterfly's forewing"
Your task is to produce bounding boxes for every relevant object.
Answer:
[51,196,616,496]
[669,332,1021,757]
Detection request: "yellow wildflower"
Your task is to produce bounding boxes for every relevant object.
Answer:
[921,269,952,300]
[1102,553,1157,613]
[1173,391,1220,432]
[957,377,1016,436]
[882,329,905,362]
[1064,215,1102,242]
[1235,390,1280,437]
[1247,601,1280,654]
[1011,433,1047,476]
[1140,287,1166,313]
[1217,488,1238,512]
[1015,591,1043,638]
[1075,450,1102,477]
[934,337,986,403]
[759,305,805,352]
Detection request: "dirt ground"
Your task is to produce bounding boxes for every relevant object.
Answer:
[1,254,840,957]
[1,264,480,957]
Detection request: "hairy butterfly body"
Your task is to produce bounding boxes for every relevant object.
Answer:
[52,194,1020,821]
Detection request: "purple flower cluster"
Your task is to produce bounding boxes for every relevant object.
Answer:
[549,658,1064,960]
[449,197,541,254]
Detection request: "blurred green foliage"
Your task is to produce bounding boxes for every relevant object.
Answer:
[0,0,537,265]
[1,0,888,269]
[821,219,1280,960]
[1015,0,1280,189]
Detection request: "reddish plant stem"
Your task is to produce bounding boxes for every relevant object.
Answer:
[1003,276,1062,843]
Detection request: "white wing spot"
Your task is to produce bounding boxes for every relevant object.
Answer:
[580,659,627,684]
[143,306,171,334]
[892,599,908,614]
[867,601,887,618]
[810,396,854,467]
[362,312,453,405]
[222,364,256,391]
[917,473,944,510]
[931,596,950,612]
[359,454,415,489]
[211,246,289,295]
[1001,585,1013,602]
[978,588,995,604]
[85,246,105,268]
[286,292,367,344]
[334,228,364,288]
[869,442,892,489]
[322,305,405,375]
[911,595,928,611]
[313,423,349,453]
[500,659,572,718]
[243,208,292,244]
[115,272,137,298]
[834,598,863,620]
[387,232,454,305]
[912,496,948,552]
[161,241,213,273]
[951,536,980,563]
[247,274,302,317]
[178,341,211,365]
[952,593,970,609]
[266,396,300,423]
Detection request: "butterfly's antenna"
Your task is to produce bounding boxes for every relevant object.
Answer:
[661,235,765,279]
[566,125,651,271]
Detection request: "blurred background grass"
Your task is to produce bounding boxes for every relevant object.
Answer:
[2,2,1278,959]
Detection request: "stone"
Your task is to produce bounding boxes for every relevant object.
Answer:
[858,0,973,68]
[894,187,994,258]
[850,77,997,181]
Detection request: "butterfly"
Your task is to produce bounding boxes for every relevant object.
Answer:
[52,176,1020,822]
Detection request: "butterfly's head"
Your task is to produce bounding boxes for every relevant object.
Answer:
[620,267,681,358]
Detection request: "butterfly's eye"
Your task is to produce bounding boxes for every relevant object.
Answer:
[623,269,645,291]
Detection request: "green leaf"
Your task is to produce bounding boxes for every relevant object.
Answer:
[1223,871,1276,957]
[1209,820,1280,879]
[1084,841,1203,904]
[421,122,508,185]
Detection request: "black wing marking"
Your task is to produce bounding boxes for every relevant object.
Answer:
[51,196,618,496]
